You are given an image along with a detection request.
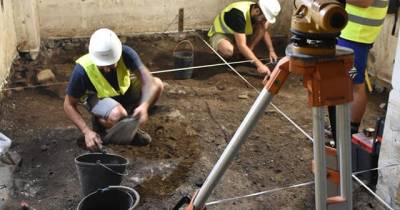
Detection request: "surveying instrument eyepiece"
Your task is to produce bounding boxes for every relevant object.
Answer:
[291,0,348,56]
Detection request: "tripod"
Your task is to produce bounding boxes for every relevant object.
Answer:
[180,44,354,210]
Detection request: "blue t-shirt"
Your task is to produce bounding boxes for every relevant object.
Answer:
[66,45,144,98]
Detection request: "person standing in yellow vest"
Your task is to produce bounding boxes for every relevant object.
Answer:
[64,28,164,151]
[328,0,388,141]
[208,0,281,75]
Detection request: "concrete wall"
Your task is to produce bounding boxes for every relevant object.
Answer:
[368,13,400,87]
[0,0,293,92]
[0,0,18,90]
[38,0,293,39]
[12,0,41,58]
[376,32,400,209]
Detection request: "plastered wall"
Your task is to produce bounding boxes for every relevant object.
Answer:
[3,0,398,88]
[376,33,400,209]
[0,0,18,90]
[38,0,293,38]
[369,14,400,87]
[0,0,293,91]
[12,0,41,56]
[0,0,40,91]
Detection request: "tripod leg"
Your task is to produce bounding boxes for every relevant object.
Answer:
[193,88,274,209]
[187,58,290,210]
[336,103,352,209]
[313,107,328,210]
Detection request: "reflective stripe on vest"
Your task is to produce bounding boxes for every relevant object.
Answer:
[208,1,254,37]
[76,54,131,98]
[340,0,388,44]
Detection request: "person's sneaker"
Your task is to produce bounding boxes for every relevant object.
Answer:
[131,129,152,146]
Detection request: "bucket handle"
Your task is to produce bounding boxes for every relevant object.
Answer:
[173,40,194,56]
[106,186,140,210]
[96,160,129,176]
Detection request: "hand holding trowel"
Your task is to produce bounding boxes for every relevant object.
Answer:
[103,101,153,146]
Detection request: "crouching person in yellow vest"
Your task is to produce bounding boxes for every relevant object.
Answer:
[208,0,281,75]
[64,28,164,151]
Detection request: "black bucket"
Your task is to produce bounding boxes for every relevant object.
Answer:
[173,40,194,80]
[76,186,140,210]
[75,153,128,196]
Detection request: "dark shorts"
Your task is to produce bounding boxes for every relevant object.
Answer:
[337,38,373,84]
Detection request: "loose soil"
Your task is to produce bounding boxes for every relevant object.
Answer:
[0,33,388,210]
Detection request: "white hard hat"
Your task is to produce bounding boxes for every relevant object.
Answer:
[89,28,122,66]
[258,0,281,24]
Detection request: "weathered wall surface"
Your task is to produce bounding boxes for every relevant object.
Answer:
[376,32,400,209]
[0,0,293,91]
[38,0,293,38]
[6,0,398,86]
[368,14,400,87]
[0,0,18,90]
[12,0,41,57]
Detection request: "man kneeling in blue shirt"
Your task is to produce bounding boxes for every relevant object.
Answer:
[64,28,164,151]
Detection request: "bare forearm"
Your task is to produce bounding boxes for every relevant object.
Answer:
[249,22,266,49]
[238,44,263,66]
[249,31,264,50]
[64,98,91,134]
[234,33,265,69]
[264,32,275,53]
[140,81,156,108]
[137,67,157,108]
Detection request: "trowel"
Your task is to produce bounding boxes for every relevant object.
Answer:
[103,116,140,145]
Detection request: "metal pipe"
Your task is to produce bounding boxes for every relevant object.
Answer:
[336,103,352,209]
[193,88,274,209]
[312,107,327,210]
[178,8,184,33]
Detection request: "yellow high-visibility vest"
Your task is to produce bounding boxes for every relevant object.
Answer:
[340,0,388,44]
[76,54,131,98]
[208,1,254,37]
